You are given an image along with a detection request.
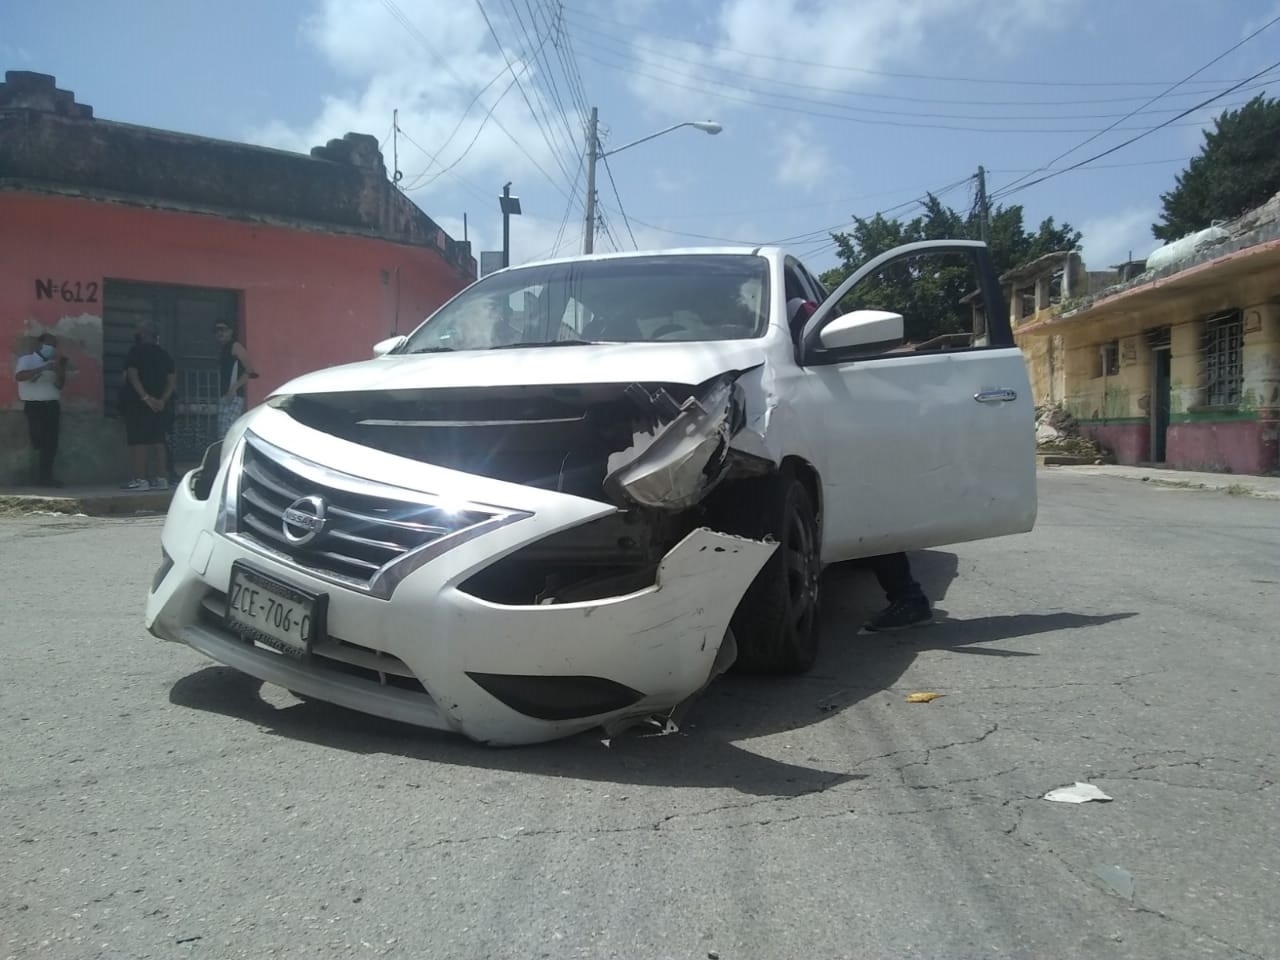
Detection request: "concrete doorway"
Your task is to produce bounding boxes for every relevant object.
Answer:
[1151,344,1171,463]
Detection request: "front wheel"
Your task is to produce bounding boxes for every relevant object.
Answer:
[718,464,822,674]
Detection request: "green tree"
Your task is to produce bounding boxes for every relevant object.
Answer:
[1152,94,1280,242]
[819,195,1080,343]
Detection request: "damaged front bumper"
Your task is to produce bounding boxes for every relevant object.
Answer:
[146,407,776,746]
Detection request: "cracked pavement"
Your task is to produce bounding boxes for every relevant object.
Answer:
[3,470,1278,959]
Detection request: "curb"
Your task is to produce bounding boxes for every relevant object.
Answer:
[1125,476,1280,501]
[1036,454,1098,466]
[0,491,173,517]
[1043,466,1280,501]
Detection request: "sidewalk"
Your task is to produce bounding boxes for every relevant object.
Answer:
[0,483,174,517]
[1043,463,1280,500]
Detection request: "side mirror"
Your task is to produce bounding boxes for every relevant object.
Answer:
[372,335,407,358]
[819,310,904,352]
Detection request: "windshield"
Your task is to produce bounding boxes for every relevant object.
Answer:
[399,254,770,353]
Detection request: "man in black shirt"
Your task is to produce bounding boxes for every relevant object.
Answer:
[120,320,176,491]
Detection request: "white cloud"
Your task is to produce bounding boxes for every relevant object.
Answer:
[1081,206,1159,267]
[770,122,833,191]
[1242,2,1280,38]
[624,0,1079,120]
[247,0,575,206]
[0,41,33,63]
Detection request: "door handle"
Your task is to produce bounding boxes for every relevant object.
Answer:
[974,389,1017,404]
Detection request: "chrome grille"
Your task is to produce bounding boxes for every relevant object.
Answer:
[229,435,521,594]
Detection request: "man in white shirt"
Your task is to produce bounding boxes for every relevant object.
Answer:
[14,333,68,487]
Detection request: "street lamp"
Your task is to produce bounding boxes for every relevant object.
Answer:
[582,107,722,254]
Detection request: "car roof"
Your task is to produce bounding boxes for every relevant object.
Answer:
[505,246,789,272]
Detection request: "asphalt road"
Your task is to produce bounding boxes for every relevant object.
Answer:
[3,472,1278,960]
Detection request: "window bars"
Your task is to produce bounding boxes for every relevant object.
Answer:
[1202,311,1243,408]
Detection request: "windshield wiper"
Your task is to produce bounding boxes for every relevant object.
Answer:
[408,346,455,354]
[489,339,597,350]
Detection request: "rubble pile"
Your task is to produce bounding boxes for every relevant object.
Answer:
[1035,406,1112,463]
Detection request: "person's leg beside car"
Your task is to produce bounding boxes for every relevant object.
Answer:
[863,552,933,632]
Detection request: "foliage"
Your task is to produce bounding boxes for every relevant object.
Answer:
[1152,94,1280,242]
[818,195,1081,343]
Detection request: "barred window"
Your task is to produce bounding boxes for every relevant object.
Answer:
[1095,340,1119,378]
[1202,312,1243,407]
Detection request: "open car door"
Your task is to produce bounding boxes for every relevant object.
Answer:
[795,239,1037,561]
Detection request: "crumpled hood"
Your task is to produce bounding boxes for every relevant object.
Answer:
[273,340,770,397]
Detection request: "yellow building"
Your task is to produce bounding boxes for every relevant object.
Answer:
[968,198,1280,476]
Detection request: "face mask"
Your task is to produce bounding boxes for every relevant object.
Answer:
[38,344,56,360]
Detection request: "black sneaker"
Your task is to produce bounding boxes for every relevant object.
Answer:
[862,596,933,633]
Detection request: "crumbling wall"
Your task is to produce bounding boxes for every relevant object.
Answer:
[0,70,474,280]
[1035,405,1114,463]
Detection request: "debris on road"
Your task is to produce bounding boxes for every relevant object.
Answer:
[905,691,944,703]
[1035,405,1111,463]
[1043,781,1112,803]
[1094,864,1135,899]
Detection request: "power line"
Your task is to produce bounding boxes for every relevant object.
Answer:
[546,1,594,117]
[564,13,1280,119]
[378,0,574,199]
[472,0,580,194]
[562,3,1270,89]
[392,127,493,202]
[596,206,623,252]
[621,159,1191,226]
[986,156,1192,174]
[620,175,975,248]
[398,47,545,190]
[615,216,758,245]
[548,149,586,257]
[402,69,538,191]
[508,0,584,159]
[574,45,1264,135]
[599,152,638,249]
[992,59,1280,200]
[997,12,1280,196]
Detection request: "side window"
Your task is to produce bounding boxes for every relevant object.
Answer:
[783,263,816,343]
[801,242,1009,366]
[827,250,981,356]
[797,262,827,301]
[784,261,818,303]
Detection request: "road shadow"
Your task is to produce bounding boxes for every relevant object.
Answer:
[169,550,1136,796]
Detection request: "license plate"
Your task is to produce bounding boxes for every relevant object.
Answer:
[226,563,327,658]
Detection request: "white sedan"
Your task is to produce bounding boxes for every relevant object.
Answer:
[145,240,1036,745]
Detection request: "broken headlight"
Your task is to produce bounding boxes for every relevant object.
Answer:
[603,373,745,511]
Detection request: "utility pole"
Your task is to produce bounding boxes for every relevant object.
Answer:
[499,182,521,268]
[976,165,990,243]
[582,106,599,255]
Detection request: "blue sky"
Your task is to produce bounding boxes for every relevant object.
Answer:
[5,0,1279,274]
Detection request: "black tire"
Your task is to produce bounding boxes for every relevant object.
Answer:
[718,463,822,674]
